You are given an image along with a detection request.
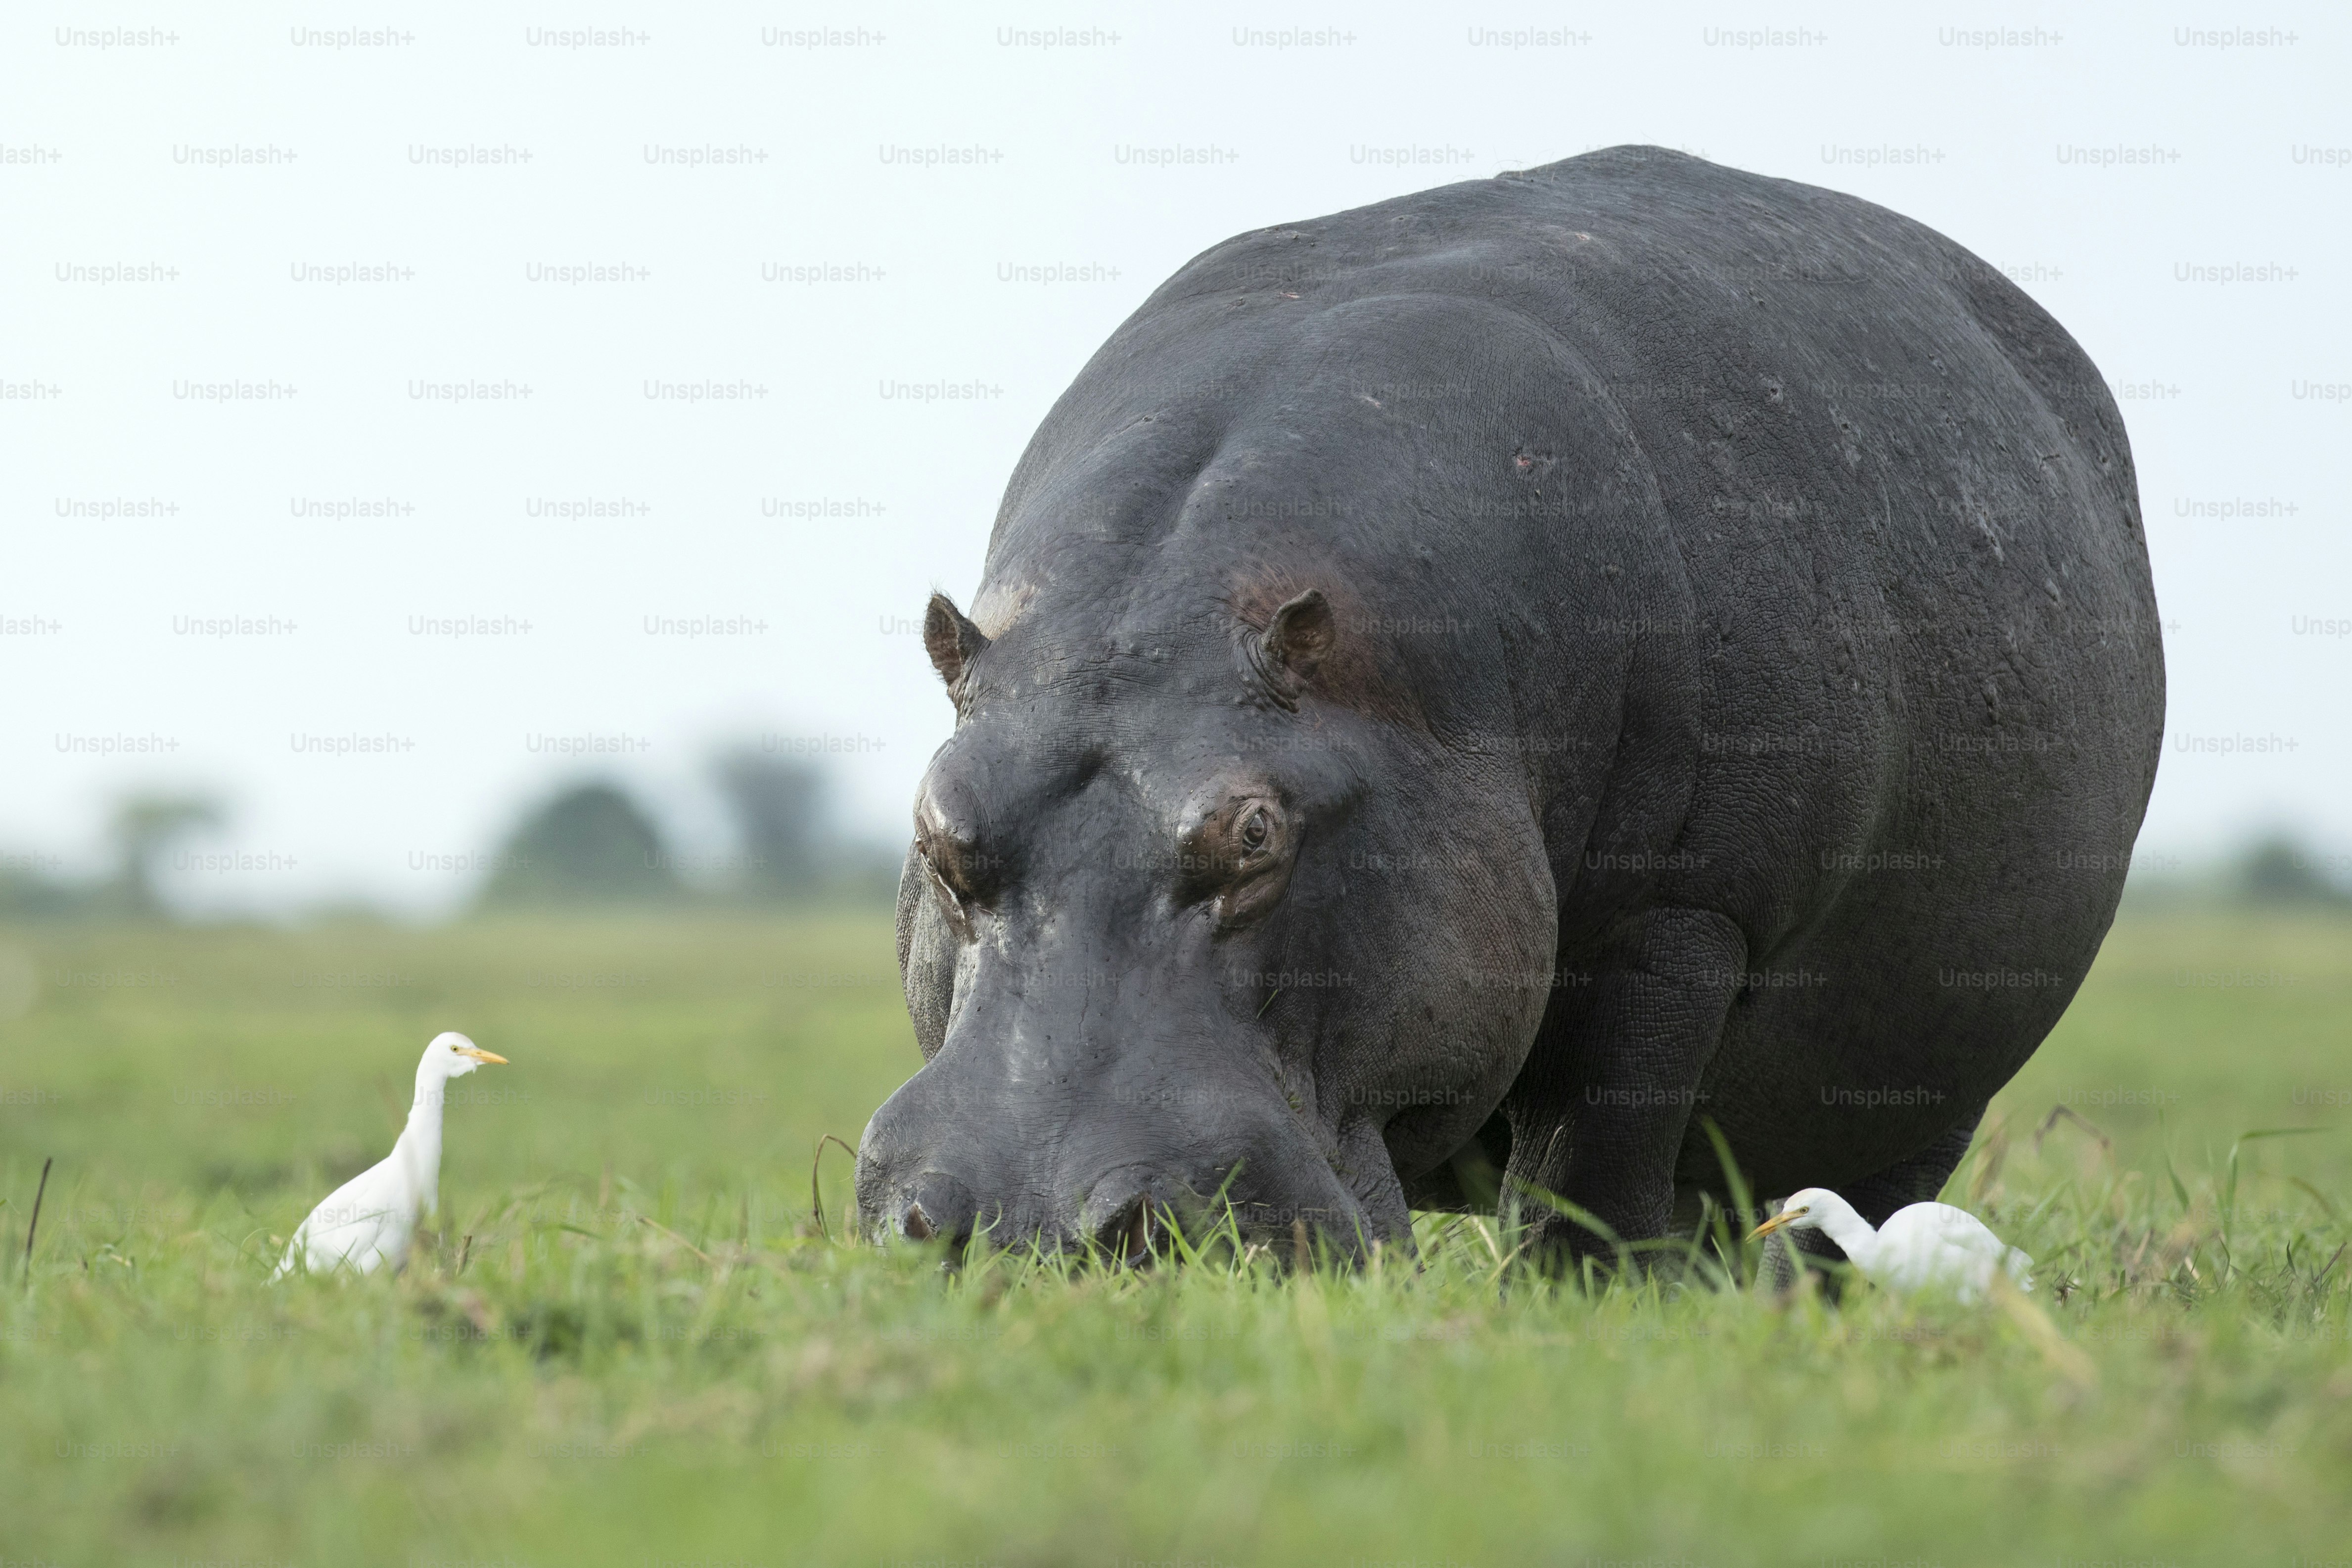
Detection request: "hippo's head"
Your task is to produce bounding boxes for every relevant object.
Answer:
[853,554,1561,1259]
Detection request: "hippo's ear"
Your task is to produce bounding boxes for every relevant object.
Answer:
[1259,589,1335,693]
[923,592,990,692]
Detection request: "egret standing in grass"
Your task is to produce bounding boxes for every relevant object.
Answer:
[1749,1187,2032,1302]
[272,1031,507,1280]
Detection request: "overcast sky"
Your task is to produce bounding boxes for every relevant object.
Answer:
[3,1,2345,916]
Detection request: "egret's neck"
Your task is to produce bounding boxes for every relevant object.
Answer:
[1808,1196,1880,1264]
[409,1059,456,1123]
[398,1063,453,1214]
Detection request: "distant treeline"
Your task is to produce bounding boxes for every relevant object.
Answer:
[0,749,899,922]
[3,796,2346,922]
[475,753,898,910]
[2119,834,2352,912]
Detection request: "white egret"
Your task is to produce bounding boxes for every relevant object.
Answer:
[1749,1187,2032,1302]
[272,1031,507,1280]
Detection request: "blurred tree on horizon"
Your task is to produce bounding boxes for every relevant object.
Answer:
[107,793,227,918]
[708,746,898,904]
[2236,833,2352,907]
[477,783,682,908]
[713,750,824,897]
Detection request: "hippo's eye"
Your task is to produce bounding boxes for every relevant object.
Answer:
[1196,796,1294,931]
[918,824,987,914]
[1239,808,1270,854]
[926,845,965,900]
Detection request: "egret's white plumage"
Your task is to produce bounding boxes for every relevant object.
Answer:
[272,1031,507,1280]
[1750,1187,2032,1302]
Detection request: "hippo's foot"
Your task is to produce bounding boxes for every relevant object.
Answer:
[1498,906,1750,1278]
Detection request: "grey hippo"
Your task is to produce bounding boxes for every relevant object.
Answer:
[854,145,2165,1268]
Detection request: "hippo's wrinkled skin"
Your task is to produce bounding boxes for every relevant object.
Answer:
[854,146,2164,1264]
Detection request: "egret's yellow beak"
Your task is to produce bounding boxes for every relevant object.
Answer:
[456,1046,508,1064]
[1747,1205,1808,1241]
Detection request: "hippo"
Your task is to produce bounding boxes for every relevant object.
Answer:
[854,145,2165,1267]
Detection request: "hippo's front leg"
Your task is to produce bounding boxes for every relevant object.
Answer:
[1504,907,1748,1266]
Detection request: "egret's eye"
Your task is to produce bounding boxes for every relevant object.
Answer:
[1239,808,1270,854]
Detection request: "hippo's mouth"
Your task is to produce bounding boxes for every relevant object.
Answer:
[865,1141,1383,1265]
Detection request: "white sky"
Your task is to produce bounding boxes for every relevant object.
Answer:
[2,2,2346,916]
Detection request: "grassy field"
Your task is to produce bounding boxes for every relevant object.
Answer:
[1,909,2348,1567]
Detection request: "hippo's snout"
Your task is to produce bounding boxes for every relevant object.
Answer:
[869,1169,1158,1259]
[854,1061,1377,1261]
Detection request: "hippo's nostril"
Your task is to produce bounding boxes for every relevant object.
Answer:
[1080,1168,1174,1265]
[1088,1194,1162,1266]
[889,1172,978,1253]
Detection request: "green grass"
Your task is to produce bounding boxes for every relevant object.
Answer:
[2,909,2348,1566]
